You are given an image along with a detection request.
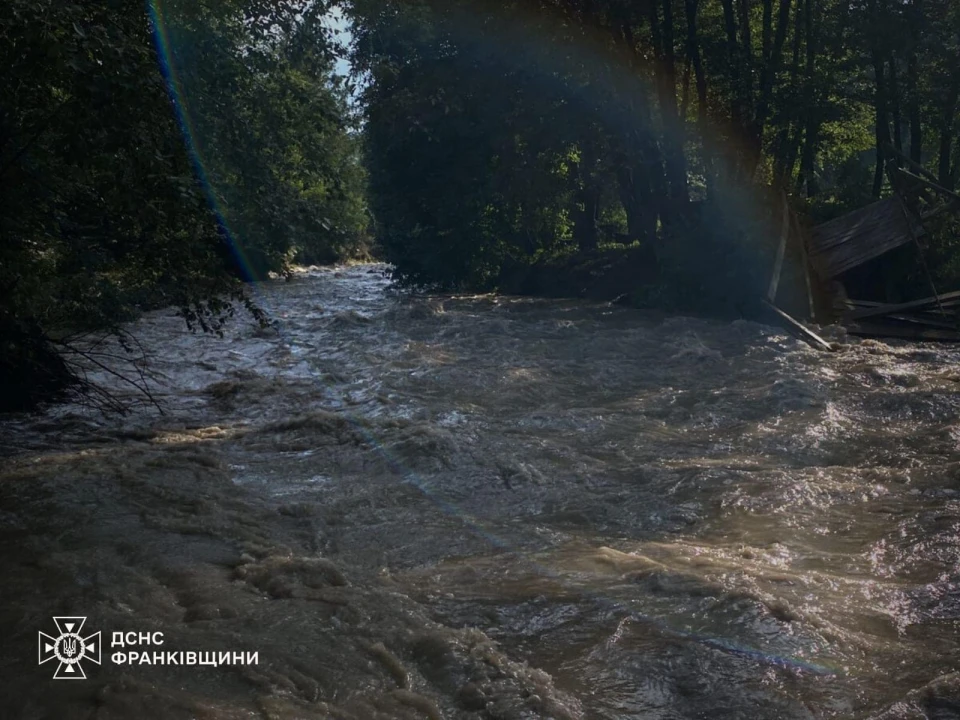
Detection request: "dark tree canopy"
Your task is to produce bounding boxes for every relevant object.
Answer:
[350,0,960,307]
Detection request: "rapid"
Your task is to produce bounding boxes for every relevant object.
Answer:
[2,264,960,719]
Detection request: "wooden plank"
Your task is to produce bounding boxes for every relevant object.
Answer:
[895,191,947,316]
[840,298,960,311]
[846,290,960,320]
[767,194,790,302]
[921,198,960,221]
[812,233,913,278]
[838,303,960,325]
[808,197,916,278]
[836,299,884,308]
[846,321,960,342]
[884,314,959,330]
[896,168,960,203]
[762,299,834,351]
[883,143,942,184]
[846,308,960,329]
[809,198,902,253]
[845,305,960,324]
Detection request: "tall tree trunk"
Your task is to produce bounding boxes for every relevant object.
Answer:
[719,0,743,135]
[617,164,657,244]
[772,0,803,184]
[618,16,670,231]
[650,0,690,211]
[952,141,960,189]
[888,57,903,154]
[907,55,922,163]
[937,66,960,187]
[750,0,792,178]
[870,0,894,197]
[872,49,893,197]
[573,141,600,253]
[906,0,924,164]
[738,0,754,110]
[798,0,819,197]
[575,186,600,253]
[684,0,713,191]
[761,0,773,64]
[680,55,692,121]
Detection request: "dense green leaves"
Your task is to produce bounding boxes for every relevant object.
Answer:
[0,0,367,410]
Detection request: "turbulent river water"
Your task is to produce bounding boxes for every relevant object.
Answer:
[3,264,960,719]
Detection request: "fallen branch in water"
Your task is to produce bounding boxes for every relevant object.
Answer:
[49,329,165,415]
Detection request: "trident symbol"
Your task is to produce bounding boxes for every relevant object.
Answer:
[39,617,101,679]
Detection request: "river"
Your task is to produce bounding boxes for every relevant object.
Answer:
[2,264,960,719]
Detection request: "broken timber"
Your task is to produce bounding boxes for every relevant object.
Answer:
[844,290,960,321]
[844,320,960,343]
[837,289,960,342]
[786,144,960,342]
[762,300,834,351]
[758,155,960,344]
[807,197,922,280]
[835,299,960,329]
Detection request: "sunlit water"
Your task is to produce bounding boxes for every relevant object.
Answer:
[3,264,960,719]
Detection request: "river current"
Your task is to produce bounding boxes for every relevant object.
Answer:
[2,264,960,719]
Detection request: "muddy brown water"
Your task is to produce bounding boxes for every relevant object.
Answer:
[2,264,960,719]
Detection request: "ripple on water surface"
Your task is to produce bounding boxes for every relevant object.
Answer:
[3,264,960,718]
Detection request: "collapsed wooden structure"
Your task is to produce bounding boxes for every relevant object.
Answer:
[765,145,960,347]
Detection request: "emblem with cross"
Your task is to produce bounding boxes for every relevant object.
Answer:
[38,617,101,679]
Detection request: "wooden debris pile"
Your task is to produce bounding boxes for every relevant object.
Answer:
[762,144,960,347]
[837,291,960,342]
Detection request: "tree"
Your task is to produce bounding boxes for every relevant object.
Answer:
[347,0,960,302]
[0,0,366,410]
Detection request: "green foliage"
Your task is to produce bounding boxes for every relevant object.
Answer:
[355,0,586,289]
[0,0,367,410]
[351,0,960,307]
[158,0,369,274]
